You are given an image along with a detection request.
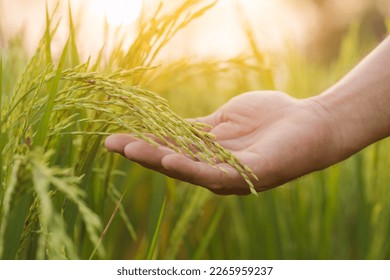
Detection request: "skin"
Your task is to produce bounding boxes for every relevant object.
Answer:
[105,36,390,195]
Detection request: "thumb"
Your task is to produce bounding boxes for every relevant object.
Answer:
[187,109,224,132]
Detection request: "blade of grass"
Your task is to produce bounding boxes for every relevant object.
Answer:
[34,40,68,147]
[0,159,22,258]
[146,197,166,260]
[354,154,370,258]
[30,153,80,259]
[0,83,43,128]
[68,2,80,66]
[89,191,126,260]
[110,186,137,241]
[79,134,105,186]
[0,51,3,186]
[118,0,217,72]
[91,47,104,71]
[165,188,210,259]
[44,2,53,65]
[64,134,104,239]
[2,193,34,259]
[193,203,224,260]
[0,50,3,115]
[235,2,275,89]
[225,197,252,259]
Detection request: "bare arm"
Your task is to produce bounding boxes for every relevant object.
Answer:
[311,36,390,162]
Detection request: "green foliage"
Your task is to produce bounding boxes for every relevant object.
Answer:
[0,1,389,260]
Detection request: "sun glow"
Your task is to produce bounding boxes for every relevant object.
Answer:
[96,0,143,27]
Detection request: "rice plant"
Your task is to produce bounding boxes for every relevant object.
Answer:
[1,0,257,259]
[1,0,389,261]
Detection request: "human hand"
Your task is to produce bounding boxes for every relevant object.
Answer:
[105,91,342,195]
[107,37,390,195]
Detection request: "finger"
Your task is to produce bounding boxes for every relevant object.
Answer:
[188,110,224,132]
[208,122,239,141]
[105,133,170,155]
[161,153,250,195]
[105,134,139,155]
[123,140,175,170]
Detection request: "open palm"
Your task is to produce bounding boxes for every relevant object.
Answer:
[105,91,336,195]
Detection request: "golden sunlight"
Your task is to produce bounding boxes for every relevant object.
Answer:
[0,0,331,59]
[95,0,143,26]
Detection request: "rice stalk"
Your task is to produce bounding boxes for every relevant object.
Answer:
[146,197,166,260]
[2,62,258,193]
[109,186,137,241]
[165,187,211,259]
[67,67,259,193]
[27,148,102,259]
[89,191,126,260]
[0,0,272,260]
[113,0,218,83]
[0,52,4,196]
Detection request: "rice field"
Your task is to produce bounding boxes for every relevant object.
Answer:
[0,1,389,260]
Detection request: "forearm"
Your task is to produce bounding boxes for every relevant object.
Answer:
[312,36,390,160]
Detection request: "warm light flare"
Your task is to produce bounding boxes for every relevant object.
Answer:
[96,0,142,27]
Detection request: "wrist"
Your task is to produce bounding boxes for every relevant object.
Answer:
[309,83,388,163]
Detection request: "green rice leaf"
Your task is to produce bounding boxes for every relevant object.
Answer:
[193,203,224,259]
[68,2,80,66]
[146,197,166,260]
[0,52,3,187]
[34,40,68,146]
[0,159,22,258]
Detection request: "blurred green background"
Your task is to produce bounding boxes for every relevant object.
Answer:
[0,0,389,259]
